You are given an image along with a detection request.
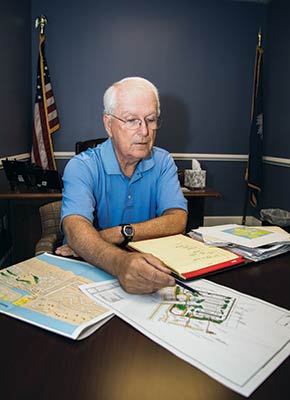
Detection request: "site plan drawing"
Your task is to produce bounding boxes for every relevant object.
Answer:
[0,253,114,339]
[81,279,290,397]
[148,285,235,329]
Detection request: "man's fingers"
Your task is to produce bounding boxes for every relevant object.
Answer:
[138,263,175,287]
[141,253,173,274]
[113,252,176,294]
[55,244,79,257]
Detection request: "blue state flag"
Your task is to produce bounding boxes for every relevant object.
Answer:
[246,36,263,208]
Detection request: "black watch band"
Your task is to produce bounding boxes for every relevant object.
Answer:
[119,224,135,248]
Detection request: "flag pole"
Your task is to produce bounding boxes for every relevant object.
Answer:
[242,29,263,226]
[242,186,249,225]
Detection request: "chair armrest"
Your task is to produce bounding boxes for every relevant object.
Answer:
[35,233,59,256]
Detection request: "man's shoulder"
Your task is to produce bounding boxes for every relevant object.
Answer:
[151,146,174,168]
[66,150,98,173]
[152,146,171,159]
[64,147,103,178]
[72,139,110,163]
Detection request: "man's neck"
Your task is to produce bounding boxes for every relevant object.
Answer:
[114,152,138,178]
[118,160,138,178]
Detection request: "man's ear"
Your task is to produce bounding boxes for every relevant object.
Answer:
[103,114,112,137]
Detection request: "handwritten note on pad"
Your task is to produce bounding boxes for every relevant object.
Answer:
[128,234,244,279]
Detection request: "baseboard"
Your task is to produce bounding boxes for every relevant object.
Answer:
[204,216,261,227]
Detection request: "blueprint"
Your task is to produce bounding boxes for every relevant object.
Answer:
[0,253,114,339]
[81,279,290,397]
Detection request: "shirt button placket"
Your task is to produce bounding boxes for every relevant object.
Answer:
[123,187,133,221]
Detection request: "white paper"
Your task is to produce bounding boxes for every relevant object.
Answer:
[80,279,290,397]
[193,224,290,248]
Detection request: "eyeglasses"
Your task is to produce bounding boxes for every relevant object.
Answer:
[107,114,162,130]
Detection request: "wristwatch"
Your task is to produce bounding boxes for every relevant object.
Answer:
[119,224,135,247]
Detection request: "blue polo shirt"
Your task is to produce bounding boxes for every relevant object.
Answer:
[61,138,187,230]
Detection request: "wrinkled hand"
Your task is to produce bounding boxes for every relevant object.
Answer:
[55,244,79,258]
[116,252,175,294]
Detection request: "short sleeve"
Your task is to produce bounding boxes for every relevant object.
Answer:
[61,155,97,225]
[156,153,187,215]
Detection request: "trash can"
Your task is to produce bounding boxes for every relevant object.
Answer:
[260,208,290,233]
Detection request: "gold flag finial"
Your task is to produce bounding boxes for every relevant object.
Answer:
[35,15,48,35]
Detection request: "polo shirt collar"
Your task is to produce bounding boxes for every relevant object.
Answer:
[101,138,155,176]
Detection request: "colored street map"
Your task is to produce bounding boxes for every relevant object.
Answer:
[0,253,114,339]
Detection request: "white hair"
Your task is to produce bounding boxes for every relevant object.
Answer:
[103,77,160,116]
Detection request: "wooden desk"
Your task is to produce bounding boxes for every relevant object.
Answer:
[0,187,220,264]
[0,253,289,400]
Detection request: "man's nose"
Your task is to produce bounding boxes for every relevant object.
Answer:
[138,119,150,135]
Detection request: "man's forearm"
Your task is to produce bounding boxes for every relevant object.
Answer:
[133,208,187,241]
[99,208,187,244]
[61,214,176,294]
[63,215,126,277]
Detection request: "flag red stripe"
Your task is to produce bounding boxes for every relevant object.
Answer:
[38,101,55,169]
[47,104,57,114]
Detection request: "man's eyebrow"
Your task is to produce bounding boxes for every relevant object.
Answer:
[121,112,157,117]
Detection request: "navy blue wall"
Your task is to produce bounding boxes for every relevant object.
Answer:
[261,0,290,212]
[5,1,289,218]
[0,0,31,160]
[264,0,290,158]
[31,0,266,154]
[0,0,31,192]
[29,0,268,216]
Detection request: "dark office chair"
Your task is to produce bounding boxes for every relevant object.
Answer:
[75,138,107,154]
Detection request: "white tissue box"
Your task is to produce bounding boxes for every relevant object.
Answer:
[184,169,206,189]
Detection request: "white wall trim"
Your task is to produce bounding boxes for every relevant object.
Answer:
[171,153,248,161]
[1,152,290,169]
[263,156,290,167]
[55,152,75,159]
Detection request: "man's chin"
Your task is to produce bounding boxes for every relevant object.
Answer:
[131,144,151,158]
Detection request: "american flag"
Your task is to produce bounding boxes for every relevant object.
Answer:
[31,34,59,170]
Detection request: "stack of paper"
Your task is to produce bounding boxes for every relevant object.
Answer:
[189,224,290,261]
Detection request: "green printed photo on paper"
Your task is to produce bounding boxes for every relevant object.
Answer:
[223,227,272,240]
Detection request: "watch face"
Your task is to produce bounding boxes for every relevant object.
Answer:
[124,225,134,237]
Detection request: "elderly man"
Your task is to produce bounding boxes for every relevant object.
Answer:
[57,77,187,293]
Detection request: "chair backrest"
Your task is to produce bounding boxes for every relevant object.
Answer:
[75,138,107,154]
